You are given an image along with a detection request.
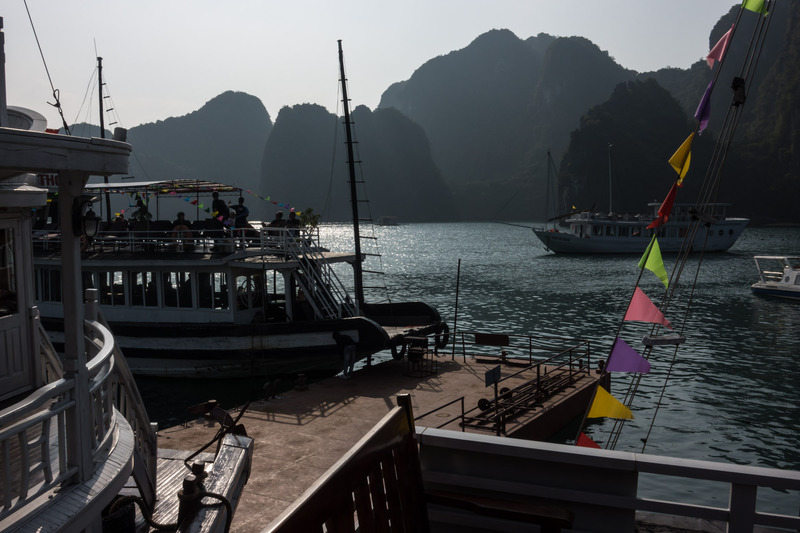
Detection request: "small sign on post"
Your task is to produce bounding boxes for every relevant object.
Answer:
[485,365,501,387]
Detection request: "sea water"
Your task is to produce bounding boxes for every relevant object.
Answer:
[143,222,800,513]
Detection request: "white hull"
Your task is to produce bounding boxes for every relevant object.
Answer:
[750,256,800,301]
[533,204,748,254]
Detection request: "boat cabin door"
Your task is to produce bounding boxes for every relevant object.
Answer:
[0,217,39,401]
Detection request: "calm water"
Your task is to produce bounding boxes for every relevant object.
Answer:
[143,222,800,512]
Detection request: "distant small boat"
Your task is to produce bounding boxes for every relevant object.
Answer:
[377,216,398,226]
[750,256,800,301]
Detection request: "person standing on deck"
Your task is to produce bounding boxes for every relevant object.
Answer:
[333,331,357,378]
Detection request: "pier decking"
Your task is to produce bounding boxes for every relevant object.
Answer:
[158,353,603,533]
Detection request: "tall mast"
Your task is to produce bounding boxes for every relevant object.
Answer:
[98,56,111,221]
[338,40,364,310]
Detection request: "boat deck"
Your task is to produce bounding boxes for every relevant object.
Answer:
[157,353,603,533]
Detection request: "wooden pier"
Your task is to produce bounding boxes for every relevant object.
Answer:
[158,352,605,533]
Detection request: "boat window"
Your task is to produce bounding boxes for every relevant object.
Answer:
[679,228,687,238]
[592,226,603,236]
[618,227,629,237]
[130,271,158,307]
[164,271,193,308]
[235,274,265,310]
[198,272,228,310]
[605,226,616,236]
[98,271,125,306]
[0,228,17,317]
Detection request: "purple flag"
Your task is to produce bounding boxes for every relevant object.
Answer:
[606,338,651,373]
[694,80,713,134]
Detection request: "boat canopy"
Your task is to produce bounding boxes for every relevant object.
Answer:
[84,179,242,195]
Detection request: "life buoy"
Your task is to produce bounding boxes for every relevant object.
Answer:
[391,342,407,360]
[435,323,450,349]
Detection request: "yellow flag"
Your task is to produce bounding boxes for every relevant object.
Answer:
[638,235,669,287]
[668,132,695,185]
[587,386,634,419]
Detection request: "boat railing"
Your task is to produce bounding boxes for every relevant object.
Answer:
[415,332,593,435]
[0,289,157,522]
[33,222,324,256]
[451,331,592,368]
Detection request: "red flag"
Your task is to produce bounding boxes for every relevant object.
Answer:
[646,183,678,229]
[577,432,601,449]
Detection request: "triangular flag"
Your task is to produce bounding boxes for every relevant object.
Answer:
[606,338,651,374]
[624,287,672,329]
[588,386,634,419]
[668,132,694,183]
[638,235,669,287]
[706,25,734,67]
[694,80,713,134]
[576,432,601,449]
[646,183,678,230]
[190,199,199,205]
[742,0,768,15]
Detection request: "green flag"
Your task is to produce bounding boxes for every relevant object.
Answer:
[743,0,768,15]
[639,235,669,287]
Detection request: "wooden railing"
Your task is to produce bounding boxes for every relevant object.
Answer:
[0,289,157,521]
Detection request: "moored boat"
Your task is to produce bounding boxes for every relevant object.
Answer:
[30,179,446,378]
[0,16,253,530]
[750,255,800,301]
[533,202,748,254]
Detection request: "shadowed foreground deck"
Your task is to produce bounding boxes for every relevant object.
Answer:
[158,354,601,533]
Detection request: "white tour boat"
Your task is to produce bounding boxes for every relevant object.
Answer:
[533,202,748,254]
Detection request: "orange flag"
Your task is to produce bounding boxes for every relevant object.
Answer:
[624,287,672,329]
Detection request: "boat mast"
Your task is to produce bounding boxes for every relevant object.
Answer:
[97,56,111,222]
[338,40,364,310]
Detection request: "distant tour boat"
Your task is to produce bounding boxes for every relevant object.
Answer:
[750,255,800,301]
[377,215,398,226]
[533,202,748,254]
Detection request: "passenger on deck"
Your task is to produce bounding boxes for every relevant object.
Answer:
[286,211,300,233]
[233,197,250,228]
[268,211,286,237]
[171,211,193,251]
[333,331,357,378]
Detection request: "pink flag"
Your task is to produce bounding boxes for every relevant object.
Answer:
[706,25,733,68]
[624,287,672,329]
[606,338,651,373]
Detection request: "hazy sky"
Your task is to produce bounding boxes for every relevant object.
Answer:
[4,1,737,130]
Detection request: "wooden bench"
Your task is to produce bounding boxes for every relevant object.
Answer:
[264,394,573,533]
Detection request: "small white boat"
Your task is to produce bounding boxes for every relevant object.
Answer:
[750,255,800,301]
[533,203,748,254]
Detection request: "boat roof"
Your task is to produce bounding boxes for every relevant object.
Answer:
[84,179,242,195]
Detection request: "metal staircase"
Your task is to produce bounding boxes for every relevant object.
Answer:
[285,233,358,320]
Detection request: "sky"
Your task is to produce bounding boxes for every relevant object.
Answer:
[3,1,738,130]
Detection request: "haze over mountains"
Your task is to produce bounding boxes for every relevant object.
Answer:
[76,2,798,225]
